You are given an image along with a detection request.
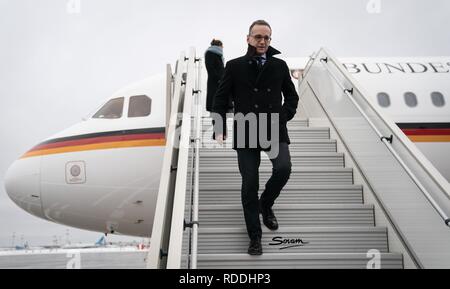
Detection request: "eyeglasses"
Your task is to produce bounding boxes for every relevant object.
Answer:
[250,34,272,42]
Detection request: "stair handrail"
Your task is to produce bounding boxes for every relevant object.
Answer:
[188,54,203,269]
[147,52,188,268]
[165,48,198,268]
[318,49,450,227]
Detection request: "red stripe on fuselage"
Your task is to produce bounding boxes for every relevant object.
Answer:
[402,129,450,136]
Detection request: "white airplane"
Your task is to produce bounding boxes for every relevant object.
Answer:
[61,236,108,249]
[4,56,450,238]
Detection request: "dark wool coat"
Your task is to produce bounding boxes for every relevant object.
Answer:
[205,49,225,112]
[212,45,299,150]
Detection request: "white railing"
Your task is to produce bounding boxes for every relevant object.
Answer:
[166,64,173,134]
[165,48,200,268]
[189,54,203,269]
[147,48,203,269]
[146,52,187,269]
[301,47,450,268]
[319,56,450,226]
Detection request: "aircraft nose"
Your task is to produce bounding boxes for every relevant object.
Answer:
[4,157,46,219]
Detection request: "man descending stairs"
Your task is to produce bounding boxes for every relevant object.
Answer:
[182,117,404,269]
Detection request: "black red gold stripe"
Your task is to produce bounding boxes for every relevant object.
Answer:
[397,123,450,142]
[21,127,166,159]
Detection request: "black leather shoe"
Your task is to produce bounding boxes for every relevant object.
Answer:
[260,201,279,230]
[248,238,263,255]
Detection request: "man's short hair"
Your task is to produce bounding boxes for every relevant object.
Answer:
[210,39,223,46]
[248,20,272,35]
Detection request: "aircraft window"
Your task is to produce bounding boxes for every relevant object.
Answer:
[377,92,391,107]
[128,95,152,117]
[431,92,445,107]
[404,92,418,107]
[92,97,124,119]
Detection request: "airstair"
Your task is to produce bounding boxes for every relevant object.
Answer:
[147,48,450,269]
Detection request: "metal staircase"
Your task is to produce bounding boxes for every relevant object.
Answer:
[181,116,404,269]
[147,47,450,269]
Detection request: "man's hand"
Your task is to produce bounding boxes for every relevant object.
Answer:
[216,134,227,145]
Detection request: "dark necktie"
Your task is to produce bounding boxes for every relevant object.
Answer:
[254,56,265,69]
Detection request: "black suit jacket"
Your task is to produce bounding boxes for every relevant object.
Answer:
[212,45,299,150]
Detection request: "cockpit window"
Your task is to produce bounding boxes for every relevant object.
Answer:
[128,95,152,118]
[92,97,124,119]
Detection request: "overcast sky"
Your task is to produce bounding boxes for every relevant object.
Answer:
[1,0,450,247]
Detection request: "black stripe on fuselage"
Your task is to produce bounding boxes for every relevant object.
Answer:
[397,123,450,129]
[38,127,166,146]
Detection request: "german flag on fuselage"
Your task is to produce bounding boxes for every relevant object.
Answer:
[21,127,166,159]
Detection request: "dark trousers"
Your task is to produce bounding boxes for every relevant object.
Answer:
[236,143,292,240]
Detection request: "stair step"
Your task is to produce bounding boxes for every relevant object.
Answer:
[198,185,364,205]
[194,204,374,227]
[201,127,330,140]
[199,140,337,153]
[189,227,388,254]
[201,123,314,131]
[201,123,310,130]
[201,118,309,128]
[194,152,345,168]
[190,253,403,269]
[198,167,354,186]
